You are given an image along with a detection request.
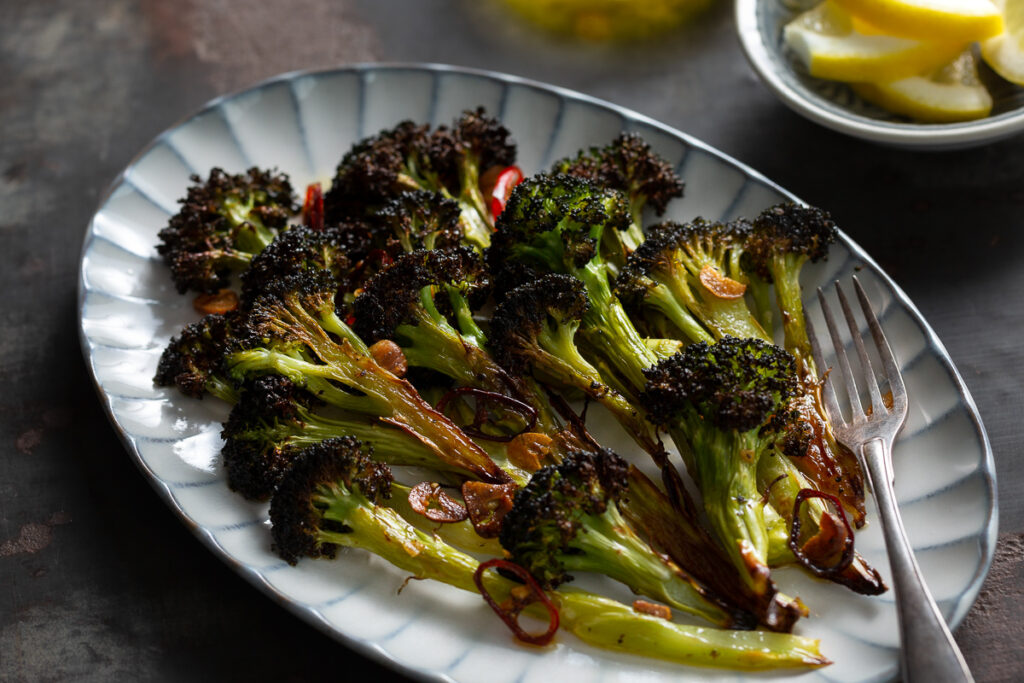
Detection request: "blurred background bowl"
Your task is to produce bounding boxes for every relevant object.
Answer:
[735,0,1024,150]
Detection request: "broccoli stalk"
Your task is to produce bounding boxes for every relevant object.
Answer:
[157,167,298,293]
[489,174,662,393]
[270,438,827,670]
[353,247,562,439]
[220,375,465,501]
[489,274,661,456]
[499,449,736,627]
[228,269,512,484]
[641,337,808,596]
[551,133,684,269]
[743,203,837,368]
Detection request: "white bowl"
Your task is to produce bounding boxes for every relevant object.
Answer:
[735,0,1024,150]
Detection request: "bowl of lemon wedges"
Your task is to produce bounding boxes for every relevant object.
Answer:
[736,0,1024,148]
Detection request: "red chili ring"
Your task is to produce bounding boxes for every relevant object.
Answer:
[787,488,856,577]
[473,558,559,646]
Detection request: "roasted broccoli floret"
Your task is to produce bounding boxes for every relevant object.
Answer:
[354,247,493,377]
[224,269,511,484]
[221,375,456,501]
[157,167,298,293]
[616,218,768,345]
[489,274,660,455]
[154,310,249,402]
[240,223,371,308]
[269,438,828,670]
[489,174,664,393]
[552,133,683,266]
[499,448,731,626]
[367,190,463,254]
[641,337,808,596]
[743,203,837,366]
[325,109,515,249]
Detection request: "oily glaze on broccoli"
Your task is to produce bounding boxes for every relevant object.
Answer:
[499,449,732,626]
[157,167,298,293]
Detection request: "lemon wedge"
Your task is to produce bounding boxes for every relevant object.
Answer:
[784,1,968,82]
[852,50,994,122]
[831,0,1003,42]
[981,0,1024,84]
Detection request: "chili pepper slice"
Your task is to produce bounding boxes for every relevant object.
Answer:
[436,387,538,442]
[303,182,324,232]
[788,488,855,577]
[473,558,559,646]
[489,166,524,220]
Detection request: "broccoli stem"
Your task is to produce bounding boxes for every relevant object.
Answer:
[316,488,827,670]
[228,349,393,415]
[671,422,772,596]
[770,253,812,366]
[643,280,715,345]
[444,286,488,348]
[222,194,277,252]
[561,504,732,627]
[269,405,462,474]
[555,591,828,670]
[575,260,659,392]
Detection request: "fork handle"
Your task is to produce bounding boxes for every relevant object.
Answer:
[861,438,974,683]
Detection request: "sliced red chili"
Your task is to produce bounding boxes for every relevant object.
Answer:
[303,182,324,232]
[473,558,559,646]
[788,488,855,577]
[489,166,524,220]
[436,387,538,442]
[408,482,468,523]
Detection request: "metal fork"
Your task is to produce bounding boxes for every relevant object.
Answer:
[807,276,973,683]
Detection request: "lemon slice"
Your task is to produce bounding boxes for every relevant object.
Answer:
[852,50,994,122]
[784,2,967,82]
[831,0,1003,42]
[981,0,1024,84]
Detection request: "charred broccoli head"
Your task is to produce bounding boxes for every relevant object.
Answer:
[240,223,371,307]
[551,133,683,217]
[154,310,249,402]
[742,203,838,366]
[157,167,297,293]
[269,436,393,564]
[368,190,463,255]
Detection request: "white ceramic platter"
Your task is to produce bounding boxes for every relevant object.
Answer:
[78,64,996,682]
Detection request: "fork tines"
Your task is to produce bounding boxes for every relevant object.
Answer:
[806,276,907,427]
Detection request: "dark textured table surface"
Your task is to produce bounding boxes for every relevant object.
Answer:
[3,1,1023,681]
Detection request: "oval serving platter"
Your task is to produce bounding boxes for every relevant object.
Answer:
[78,63,996,683]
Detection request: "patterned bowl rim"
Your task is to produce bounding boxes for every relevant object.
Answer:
[76,62,997,682]
[734,0,1024,149]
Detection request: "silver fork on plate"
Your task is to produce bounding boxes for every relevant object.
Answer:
[806,276,973,683]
